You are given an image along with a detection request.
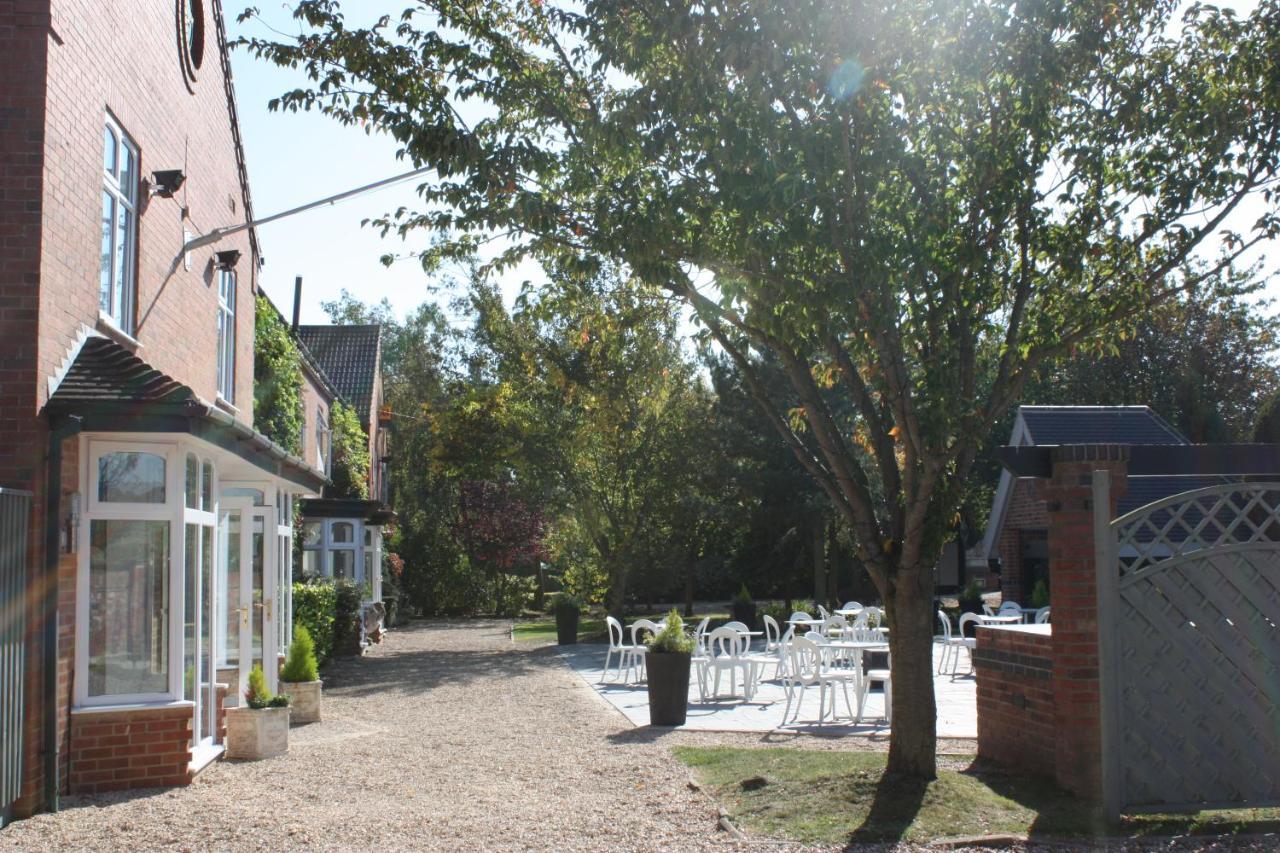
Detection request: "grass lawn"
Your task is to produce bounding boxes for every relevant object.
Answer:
[512,609,730,644]
[675,746,1280,845]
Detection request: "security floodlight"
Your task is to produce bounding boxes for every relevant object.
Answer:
[149,170,186,198]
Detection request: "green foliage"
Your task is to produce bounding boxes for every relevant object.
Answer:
[245,0,1280,774]
[552,593,581,617]
[253,294,304,455]
[292,581,336,664]
[649,610,695,654]
[1031,580,1050,610]
[1254,388,1280,444]
[732,584,753,604]
[332,577,363,654]
[329,399,370,499]
[282,625,319,683]
[961,581,984,604]
[245,664,283,710]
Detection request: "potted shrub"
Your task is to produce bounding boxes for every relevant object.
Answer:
[646,610,694,726]
[554,593,581,645]
[1031,578,1050,610]
[959,579,984,615]
[281,625,322,724]
[225,664,290,759]
[729,583,756,630]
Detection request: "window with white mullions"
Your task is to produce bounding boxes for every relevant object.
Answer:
[216,269,236,403]
[100,117,139,334]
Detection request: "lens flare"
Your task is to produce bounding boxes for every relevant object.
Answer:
[827,59,864,101]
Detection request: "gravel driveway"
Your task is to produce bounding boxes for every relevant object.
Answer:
[1,619,739,851]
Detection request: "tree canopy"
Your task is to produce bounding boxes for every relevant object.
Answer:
[245,0,1280,777]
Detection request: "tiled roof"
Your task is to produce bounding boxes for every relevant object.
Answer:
[44,336,325,490]
[47,337,195,408]
[1019,405,1187,446]
[294,325,381,422]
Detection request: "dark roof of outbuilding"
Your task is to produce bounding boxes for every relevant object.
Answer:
[1019,405,1187,446]
[44,336,325,491]
[294,325,381,422]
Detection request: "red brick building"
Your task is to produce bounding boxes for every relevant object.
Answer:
[0,0,326,820]
[978,405,1215,605]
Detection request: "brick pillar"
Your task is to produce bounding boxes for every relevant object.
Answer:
[1041,444,1127,799]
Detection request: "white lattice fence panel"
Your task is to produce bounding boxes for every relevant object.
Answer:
[1112,484,1280,811]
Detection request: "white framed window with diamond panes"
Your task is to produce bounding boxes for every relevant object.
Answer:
[77,440,184,707]
[100,115,139,335]
[216,268,236,403]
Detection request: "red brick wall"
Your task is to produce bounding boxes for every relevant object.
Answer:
[39,0,257,415]
[68,706,193,795]
[974,625,1055,777]
[9,0,261,815]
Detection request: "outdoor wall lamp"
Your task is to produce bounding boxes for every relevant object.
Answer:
[149,169,187,198]
[215,249,242,270]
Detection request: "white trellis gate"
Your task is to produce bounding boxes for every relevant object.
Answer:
[1095,473,1280,818]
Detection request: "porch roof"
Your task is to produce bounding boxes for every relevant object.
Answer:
[44,336,327,492]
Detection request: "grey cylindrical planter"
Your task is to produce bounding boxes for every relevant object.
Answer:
[225,706,290,759]
[647,652,691,726]
[556,609,580,645]
[282,680,322,724]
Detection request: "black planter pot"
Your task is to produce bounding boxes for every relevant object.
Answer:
[555,609,580,645]
[730,601,757,630]
[647,651,691,726]
[959,598,983,616]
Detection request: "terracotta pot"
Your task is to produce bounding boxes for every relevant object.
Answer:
[225,706,290,759]
[282,680,322,724]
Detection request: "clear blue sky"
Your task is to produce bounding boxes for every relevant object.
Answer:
[228,3,1276,328]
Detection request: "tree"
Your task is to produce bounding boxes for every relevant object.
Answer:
[244,0,1280,778]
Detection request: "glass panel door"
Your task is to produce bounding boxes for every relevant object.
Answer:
[218,500,278,698]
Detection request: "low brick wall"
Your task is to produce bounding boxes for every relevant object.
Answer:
[975,624,1055,778]
[68,705,194,795]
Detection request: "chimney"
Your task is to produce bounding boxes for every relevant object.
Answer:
[292,276,302,331]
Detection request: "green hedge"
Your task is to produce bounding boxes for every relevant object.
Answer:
[293,581,337,664]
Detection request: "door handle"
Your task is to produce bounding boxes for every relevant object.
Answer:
[233,605,249,626]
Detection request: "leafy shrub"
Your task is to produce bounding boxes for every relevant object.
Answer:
[648,609,694,654]
[758,599,817,627]
[1031,579,1050,609]
[329,400,370,500]
[245,664,287,709]
[282,625,319,683]
[731,583,753,604]
[253,294,303,455]
[553,593,581,617]
[293,581,336,663]
[961,580,984,603]
[332,577,364,656]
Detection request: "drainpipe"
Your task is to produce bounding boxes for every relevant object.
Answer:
[42,414,81,813]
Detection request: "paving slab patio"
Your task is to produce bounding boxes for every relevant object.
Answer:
[560,643,977,738]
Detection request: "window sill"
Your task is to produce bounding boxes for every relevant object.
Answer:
[72,699,194,715]
[96,313,142,350]
[214,396,239,416]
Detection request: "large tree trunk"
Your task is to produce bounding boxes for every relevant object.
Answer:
[883,566,938,778]
[607,567,628,620]
[812,518,825,604]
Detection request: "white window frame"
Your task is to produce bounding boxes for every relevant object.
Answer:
[76,438,185,708]
[216,268,236,404]
[100,115,139,335]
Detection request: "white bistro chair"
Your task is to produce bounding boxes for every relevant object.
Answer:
[602,616,647,683]
[781,637,857,725]
[1034,606,1051,624]
[951,612,980,675]
[700,626,758,700]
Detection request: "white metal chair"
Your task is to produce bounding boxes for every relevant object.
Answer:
[692,616,711,654]
[745,615,784,681]
[627,619,661,680]
[998,600,1022,617]
[761,614,782,653]
[787,611,813,628]
[857,650,892,723]
[701,626,757,700]
[952,612,980,674]
[602,616,646,683]
[817,604,831,621]
[775,624,797,679]
[1034,606,1051,624]
[982,602,996,616]
[781,637,857,725]
[824,613,850,639]
[841,600,863,613]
